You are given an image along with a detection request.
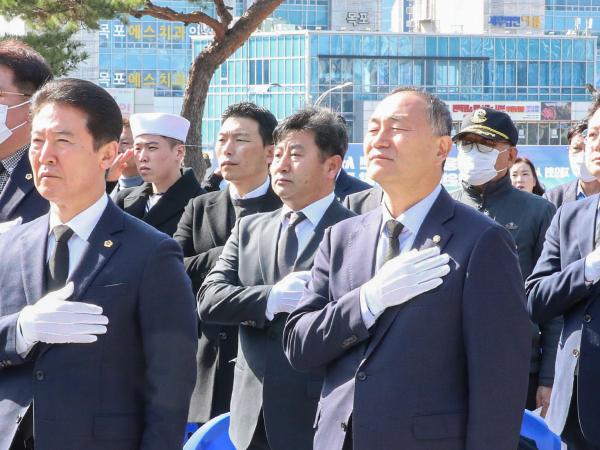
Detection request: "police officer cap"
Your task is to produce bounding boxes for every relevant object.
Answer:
[452,107,518,146]
[130,113,190,142]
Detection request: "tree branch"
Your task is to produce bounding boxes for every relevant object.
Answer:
[213,0,233,29]
[132,0,226,40]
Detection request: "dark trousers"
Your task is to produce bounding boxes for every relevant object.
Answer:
[562,378,600,450]
[9,407,34,450]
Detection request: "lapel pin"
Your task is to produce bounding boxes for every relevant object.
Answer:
[104,240,113,248]
[25,173,33,180]
[432,234,441,244]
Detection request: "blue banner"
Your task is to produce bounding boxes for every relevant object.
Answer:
[343,144,573,192]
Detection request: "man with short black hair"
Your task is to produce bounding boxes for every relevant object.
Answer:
[0,78,197,450]
[544,120,600,209]
[174,102,282,425]
[0,40,52,227]
[114,112,204,236]
[199,107,355,450]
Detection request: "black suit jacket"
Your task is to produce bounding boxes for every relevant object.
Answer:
[334,169,371,202]
[543,179,578,210]
[0,148,49,223]
[342,185,383,215]
[199,200,355,450]
[114,168,205,236]
[173,185,282,423]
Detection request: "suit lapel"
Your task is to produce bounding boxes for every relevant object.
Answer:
[363,188,455,361]
[123,184,151,220]
[577,195,599,258]
[19,215,49,305]
[68,202,124,299]
[295,201,350,270]
[205,188,233,247]
[346,209,381,290]
[0,150,36,221]
[566,180,578,203]
[258,209,283,285]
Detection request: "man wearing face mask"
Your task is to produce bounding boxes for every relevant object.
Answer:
[544,121,600,209]
[0,40,52,230]
[451,107,561,417]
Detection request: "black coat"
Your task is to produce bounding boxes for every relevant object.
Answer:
[334,169,372,202]
[173,184,282,423]
[114,168,204,237]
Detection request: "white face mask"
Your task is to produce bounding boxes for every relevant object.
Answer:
[457,142,507,186]
[570,151,596,183]
[0,99,30,145]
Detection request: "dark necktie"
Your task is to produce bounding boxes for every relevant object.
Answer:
[382,219,404,264]
[277,211,307,277]
[46,225,74,292]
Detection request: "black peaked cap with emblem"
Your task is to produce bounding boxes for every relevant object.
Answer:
[452,107,519,146]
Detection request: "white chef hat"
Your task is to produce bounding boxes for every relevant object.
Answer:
[130,113,190,142]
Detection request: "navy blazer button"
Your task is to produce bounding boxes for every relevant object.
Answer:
[357,371,367,381]
[342,335,358,347]
[35,370,44,381]
[584,314,592,323]
[218,332,228,340]
[572,349,580,357]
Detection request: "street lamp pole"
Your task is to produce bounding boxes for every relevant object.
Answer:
[313,81,353,108]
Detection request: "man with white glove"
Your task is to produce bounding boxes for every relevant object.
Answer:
[16,283,108,355]
[199,108,356,450]
[361,247,450,326]
[266,271,312,320]
[284,88,531,450]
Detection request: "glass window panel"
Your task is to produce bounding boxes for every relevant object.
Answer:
[517,61,527,86]
[435,61,447,85]
[342,35,352,55]
[482,38,493,58]
[573,62,585,86]
[331,35,341,55]
[318,35,330,54]
[540,39,550,59]
[573,39,585,60]
[425,60,434,86]
[311,59,318,85]
[460,38,470,57]
[562,39,572,60]
[539,123,550,145]
[549,122,560,145]
[318,59,330,84]
[353,35,362,54]
[528,62,539,87]
[495,62,505,87]
[540,62,549,85]
[399,36,411,55]
[472,38,482,56]
[353,59,363,86]
[331,59,342,83]
[381,36,391,56]
[390,60,398,86]
[517,39,527,59]
[438,37,449,57]
[413,60,424,85]
[551,63,561,86]
[472,60,482,86]
[550,40,561,59]
[587,40,595,60]
[426,37,436,56]
[341,59,353,82]
[449,61,459,86]
[399,61,412,85]
[460,60,472,86]
[506,39,516,59]
[364,59,377,92]
[413,37,426,56]
[562,62,572,86]
[378,60,390,86]
[364,36,377,56]
[506,62,516,86]
[526,123,538,145]
[495,38,505,59]
[449,37,460,57]
[528,40,540,60]
[293,59,302,84]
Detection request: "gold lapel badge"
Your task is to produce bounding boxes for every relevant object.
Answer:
[25,173,33,180]
[432,234,441,244]
[104,240,113,248]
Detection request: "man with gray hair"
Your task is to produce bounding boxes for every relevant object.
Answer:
[283,88,531,450]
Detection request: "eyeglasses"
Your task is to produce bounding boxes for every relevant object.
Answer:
[456,140,511,154]
[0,90,31,99]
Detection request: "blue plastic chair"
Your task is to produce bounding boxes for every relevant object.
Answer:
[520,409,561,450]
[183,413,235,450]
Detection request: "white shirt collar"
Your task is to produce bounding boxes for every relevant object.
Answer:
[229,177,270,200]
[281,192,336,227]
[48,194,109,242]
[381,184,442,236]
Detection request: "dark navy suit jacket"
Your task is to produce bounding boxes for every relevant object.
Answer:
[334,169,371,202]
[526,194,600,443]
[284,188,531,450]
[543,179,579,210]
[0,200,197,450]
[0,148,48,223]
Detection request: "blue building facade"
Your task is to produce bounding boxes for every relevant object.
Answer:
[194,31,596,145]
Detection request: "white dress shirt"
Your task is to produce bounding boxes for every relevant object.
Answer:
[16,194,109,355]
[229,177,270,200]
[360,184,443,328]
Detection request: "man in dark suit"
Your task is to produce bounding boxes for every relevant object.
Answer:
[334,167,371,201]
[283,88,531,450]
[544,121,600,210]
[0,78,197,450]
[343,185,382,214]
[527,102,600,449]
[0,40,51,228]
[199,108,355,450]
[114,112,204,236]
[173,103,282,425]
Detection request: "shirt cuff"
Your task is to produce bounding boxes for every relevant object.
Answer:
[584,254,600,284]
[265,289,276,321]
[15,317,34,357]
[359,286,377,329]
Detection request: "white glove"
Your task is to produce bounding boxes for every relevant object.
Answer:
[266,271,312,320]
[362,246,450,318]
[585,247,600,283]
[18,282,109,347]
[0,217,22,234]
